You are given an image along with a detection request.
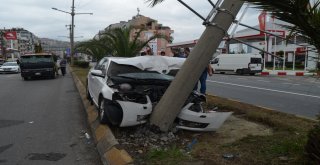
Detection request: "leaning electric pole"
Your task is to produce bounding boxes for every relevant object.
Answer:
[52,0,92,65]
[150,0,244,132]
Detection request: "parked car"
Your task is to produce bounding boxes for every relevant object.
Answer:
[211,53,263,75]
[18,53,56,80]
[0,61,20,73]
[87,56,231,131]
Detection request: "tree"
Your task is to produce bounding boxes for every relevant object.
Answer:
[75,38,110,61]
[75,26,169,58]
[147,0,244,131]
[100,26,169,57]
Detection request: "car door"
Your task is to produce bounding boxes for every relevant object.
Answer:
[89,58,108,104]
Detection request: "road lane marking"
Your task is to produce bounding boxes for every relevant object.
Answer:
[282,82,300,86]
[207,80,320,99]
[257,80,270,83]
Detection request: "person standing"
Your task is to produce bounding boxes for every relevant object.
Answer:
[60,58,67,76]
[160,51,166,56]
[178,48,186,58]
[194,64,213,94]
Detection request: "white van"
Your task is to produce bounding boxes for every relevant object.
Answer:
[211,53,262,75]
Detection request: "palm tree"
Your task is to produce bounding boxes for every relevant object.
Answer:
[75,26,170,59]
[75,38,111,61]
[100,26,170,57]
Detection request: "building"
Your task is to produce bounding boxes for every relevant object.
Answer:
[96,14,174,56]
[232,17,318,70]
[0,28,36,60]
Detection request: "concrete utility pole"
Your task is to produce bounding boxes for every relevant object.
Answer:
[150,0,244,132]
[52,0,92,65]
[70,0,75,65]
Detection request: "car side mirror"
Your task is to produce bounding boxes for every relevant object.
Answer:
[91,70,105,78]
[16,60,20,65]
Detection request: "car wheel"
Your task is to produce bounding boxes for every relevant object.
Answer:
[236,69,244,75]
[23,77,28,81]
[98,99,111,124]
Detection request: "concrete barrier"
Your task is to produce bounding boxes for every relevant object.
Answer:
[70,67,133,165]
[295,72,304,76]
[260,72,270,76]
[277,72,287,76]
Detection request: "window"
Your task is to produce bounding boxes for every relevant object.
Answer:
[95,58,108,70]
[250,58,262,64]
[211,58,219,64]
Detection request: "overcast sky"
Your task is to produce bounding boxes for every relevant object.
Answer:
[0,0,261,43]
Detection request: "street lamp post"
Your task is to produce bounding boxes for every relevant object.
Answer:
[52,0,92,65]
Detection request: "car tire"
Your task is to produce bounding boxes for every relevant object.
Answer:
[23,77,28,81]
[236,69,244,75]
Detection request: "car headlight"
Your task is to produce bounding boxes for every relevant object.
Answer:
[112,92,148,104]
[119,83,132,91]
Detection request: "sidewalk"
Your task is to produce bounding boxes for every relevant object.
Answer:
[260,70,317,76]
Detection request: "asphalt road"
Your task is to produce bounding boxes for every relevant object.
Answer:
[206,74,320,119]
[0,72,102,165]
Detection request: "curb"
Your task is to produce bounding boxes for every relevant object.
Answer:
[259,71,317,76]
[69,67,133,165]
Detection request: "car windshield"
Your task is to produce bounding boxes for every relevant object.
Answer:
[2,62,18,66]
[21,55,53,63]
[117,72,174,81]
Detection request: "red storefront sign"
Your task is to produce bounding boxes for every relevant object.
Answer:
[258,11,267,34]
[4,31,17,40]
[296,47,306,53]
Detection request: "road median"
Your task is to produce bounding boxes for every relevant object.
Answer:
[69,66,133,165]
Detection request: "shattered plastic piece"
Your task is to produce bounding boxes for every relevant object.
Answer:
[223,153,235,160]
[84,133,91,144]
[186,138,198,151]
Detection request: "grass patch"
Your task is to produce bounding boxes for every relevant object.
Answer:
[144,146,191,165]
[70,66,90,86]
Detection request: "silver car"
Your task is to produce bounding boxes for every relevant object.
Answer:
[0,61,20,73]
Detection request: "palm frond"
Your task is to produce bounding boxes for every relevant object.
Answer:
[245,0,320,51]
[145,0,165,7]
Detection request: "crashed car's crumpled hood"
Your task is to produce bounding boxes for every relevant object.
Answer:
[110,56,185,74]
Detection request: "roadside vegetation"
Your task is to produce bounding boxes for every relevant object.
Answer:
[72,66,318,164]
[74,26,170,60]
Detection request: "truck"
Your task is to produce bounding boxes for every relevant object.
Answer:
[18,53,57,80]
[210,53,263,75]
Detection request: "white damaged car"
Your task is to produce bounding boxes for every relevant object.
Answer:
[86,56,231,131]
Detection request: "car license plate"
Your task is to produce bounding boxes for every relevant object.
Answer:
[35,72,41,75]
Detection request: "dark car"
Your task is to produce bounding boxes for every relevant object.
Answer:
[19,53,56,80]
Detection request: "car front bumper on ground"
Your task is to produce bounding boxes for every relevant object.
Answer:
[176,103,233,131]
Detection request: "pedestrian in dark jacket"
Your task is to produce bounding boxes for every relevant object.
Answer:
[60,59,67,76]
